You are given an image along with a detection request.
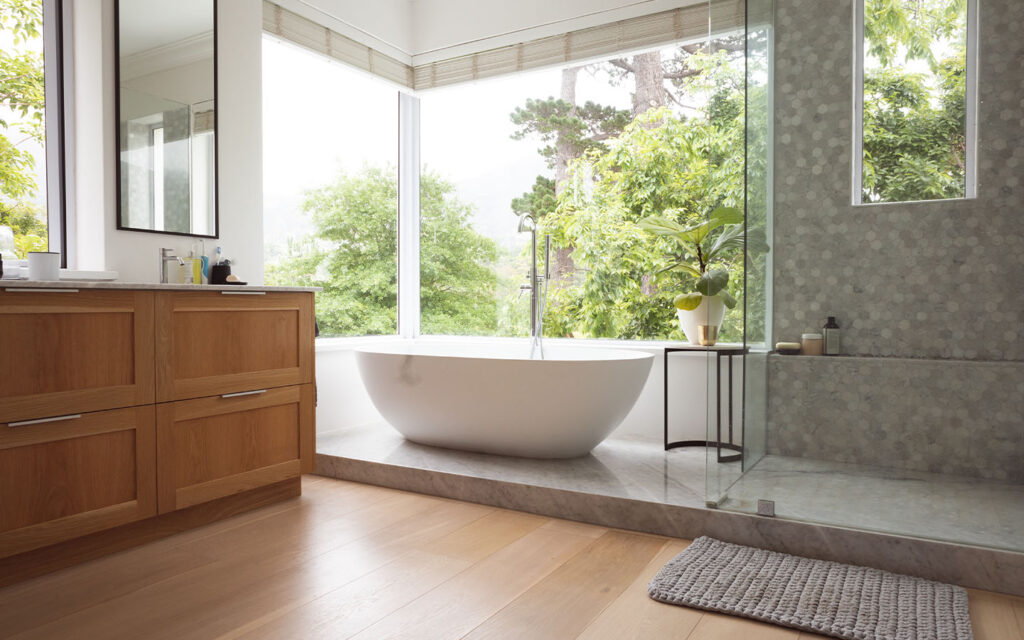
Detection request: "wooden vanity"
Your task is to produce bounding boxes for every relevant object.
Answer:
[0,284,316,584]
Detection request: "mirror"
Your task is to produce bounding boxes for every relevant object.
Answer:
[116,0,217,237]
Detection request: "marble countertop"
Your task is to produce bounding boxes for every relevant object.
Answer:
[0,279,320,293]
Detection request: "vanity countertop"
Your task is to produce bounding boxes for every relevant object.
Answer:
[0,279,320,293]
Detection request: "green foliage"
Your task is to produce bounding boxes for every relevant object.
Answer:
[510,98,630,170]
[0,200,45,257]
[0,0,47,256]
[266,166,500,337]
[541,105,746,340]
[861,0,968,202]
[864,0,965,70]
[640,206,749,310]
[511,175,556,219]
[419,167,501,335]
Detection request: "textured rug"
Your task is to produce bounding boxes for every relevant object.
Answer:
[648,536,973,640]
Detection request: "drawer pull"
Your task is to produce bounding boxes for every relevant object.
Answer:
[220,291,266,295]
[221,389,268,399]
[5,288,80,293]
[8,414,83,427]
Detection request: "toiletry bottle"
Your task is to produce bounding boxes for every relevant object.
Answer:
[823,316,841,355]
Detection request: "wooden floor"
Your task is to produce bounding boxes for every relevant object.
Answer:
[1,476,1023,640]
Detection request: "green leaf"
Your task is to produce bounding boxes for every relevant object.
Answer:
[702,223,744,262]
[637,216,688,236]
[673,292,703,311]
[708,206,743,226]
[718,289,738,309]
[695,268,729,297]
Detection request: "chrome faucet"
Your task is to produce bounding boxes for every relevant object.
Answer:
[159,248,185,284]
[517,214,550,360]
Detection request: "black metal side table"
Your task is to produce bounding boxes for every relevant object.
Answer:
[663,344,745,463]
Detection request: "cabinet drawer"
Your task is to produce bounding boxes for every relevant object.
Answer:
[0,406,157,559]
[155,291,314,402]
[156,384,313,513]
[0,289,155,423]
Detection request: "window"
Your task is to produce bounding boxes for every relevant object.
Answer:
[420,37,747,341]
[855,0,975,204]
[0,0,65,263]
[262,36,399,337]
[263,29,749,343]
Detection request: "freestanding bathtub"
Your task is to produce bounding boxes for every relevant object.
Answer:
[355,342,654,458]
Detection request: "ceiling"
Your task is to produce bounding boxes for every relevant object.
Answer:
[119,0,213,57]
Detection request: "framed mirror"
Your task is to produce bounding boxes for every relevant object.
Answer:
[116,0,217,237]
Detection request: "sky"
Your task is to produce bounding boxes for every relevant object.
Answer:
[261,35,655,258]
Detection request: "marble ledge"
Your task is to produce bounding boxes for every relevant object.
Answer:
[317,453,1024,597]
[0,279,320,293]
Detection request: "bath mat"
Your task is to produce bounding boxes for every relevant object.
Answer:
[648,536,972,640]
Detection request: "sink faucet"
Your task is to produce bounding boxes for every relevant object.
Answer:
[159,248,185,284]
[517,214,550,360]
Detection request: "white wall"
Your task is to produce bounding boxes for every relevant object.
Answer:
[70,0,263,283]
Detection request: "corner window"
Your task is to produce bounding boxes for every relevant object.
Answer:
[854,0,976,204]
[0,0,65,263]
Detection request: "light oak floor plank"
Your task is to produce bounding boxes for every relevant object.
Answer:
[575,539,700,640]
[229,509,550,640]
[347,518,602,640]
[970,589,1024,640]
[463,529,666,640]
[1,476,1022,640]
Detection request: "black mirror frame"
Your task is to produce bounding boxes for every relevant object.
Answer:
[113,0,219,239]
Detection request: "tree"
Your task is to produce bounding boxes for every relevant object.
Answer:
[0,0,46,257]
[861,0,968,202]
[542,106,746,340]
[266,166,500,337]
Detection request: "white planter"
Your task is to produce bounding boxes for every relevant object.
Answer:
[676,295,727,346]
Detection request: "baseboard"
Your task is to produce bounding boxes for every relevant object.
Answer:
[0,477,301,589]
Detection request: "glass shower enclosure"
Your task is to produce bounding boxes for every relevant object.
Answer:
[708,0,1024,555]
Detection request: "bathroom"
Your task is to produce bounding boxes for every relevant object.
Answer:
[0,0,1022,638]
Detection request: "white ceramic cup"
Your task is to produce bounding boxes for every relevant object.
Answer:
[27,251,61,281]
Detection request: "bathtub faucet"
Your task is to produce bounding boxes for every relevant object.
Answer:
[517,213,550,360]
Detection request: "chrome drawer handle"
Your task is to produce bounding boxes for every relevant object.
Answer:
[5,288,80,293]
[8,414,83,427]
[220,291,266,295]
[220,389,267,399]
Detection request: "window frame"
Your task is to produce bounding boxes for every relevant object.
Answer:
[851,0,978,206]
[42,0,69,267]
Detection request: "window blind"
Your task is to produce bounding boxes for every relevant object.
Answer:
[262,0,745,91]
[414,0,744,89]
[262,1,415,88]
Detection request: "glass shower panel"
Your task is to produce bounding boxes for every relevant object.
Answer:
[706,0,774,507]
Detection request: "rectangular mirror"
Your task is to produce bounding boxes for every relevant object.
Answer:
[116,0,217,237]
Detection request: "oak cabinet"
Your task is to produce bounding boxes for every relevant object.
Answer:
[0,289,155,423]
[155,291,314,402]
[0,406,157,559]
[0,286,316,574]
[156,384,314,513]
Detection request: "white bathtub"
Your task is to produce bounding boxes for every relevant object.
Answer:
[355,341,654,458]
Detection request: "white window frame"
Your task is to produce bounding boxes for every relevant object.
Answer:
[851,0,978,206]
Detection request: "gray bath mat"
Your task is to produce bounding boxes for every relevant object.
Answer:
[648,536,972,640]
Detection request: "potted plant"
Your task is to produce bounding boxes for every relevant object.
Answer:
[639,206,747,346]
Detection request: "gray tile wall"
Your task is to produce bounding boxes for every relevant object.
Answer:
[771,0,1024,361]
[766,355,1024,482]
[765,0,1024,479]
